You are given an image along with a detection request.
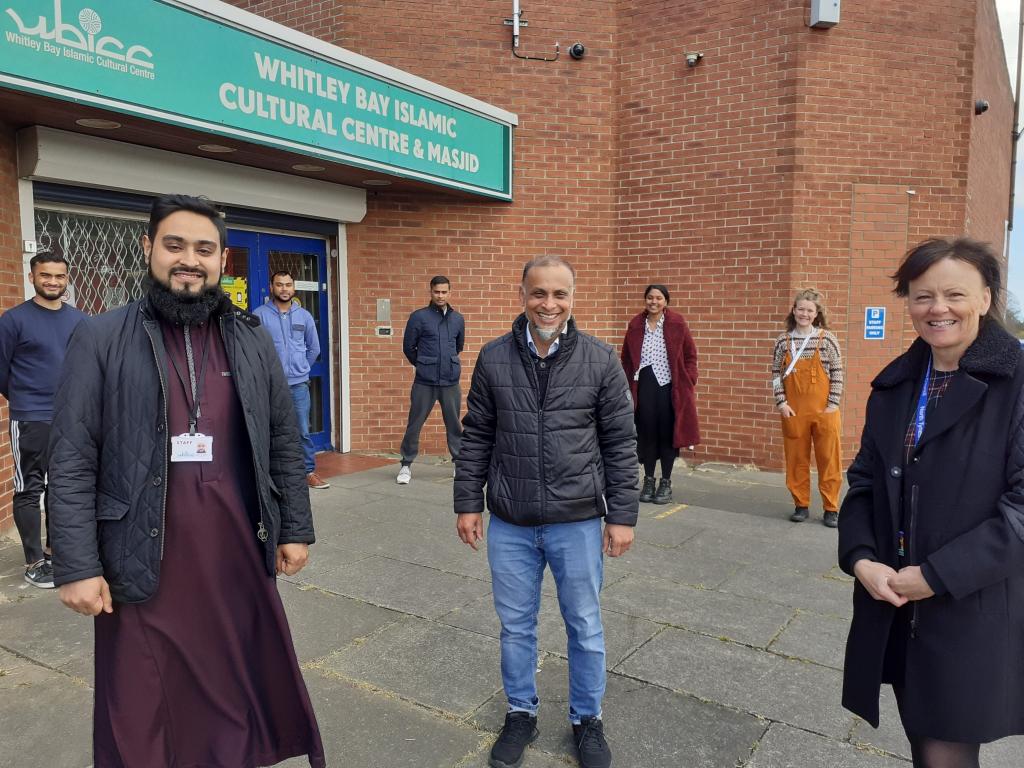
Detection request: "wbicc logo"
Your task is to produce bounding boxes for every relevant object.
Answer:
[5,0,156,80]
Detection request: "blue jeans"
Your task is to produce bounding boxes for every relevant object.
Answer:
[290,382,316,474]
[487,514,605,724]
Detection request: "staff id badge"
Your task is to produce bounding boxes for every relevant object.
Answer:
[170,433,214,462]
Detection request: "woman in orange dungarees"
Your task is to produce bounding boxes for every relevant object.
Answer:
[771,288,844,527]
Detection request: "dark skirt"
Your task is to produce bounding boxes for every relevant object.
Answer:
[635,366,676,464]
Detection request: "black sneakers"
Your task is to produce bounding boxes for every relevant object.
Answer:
[573,716,611,768]
[489,711,538,768]
[24,558,55,589]
[790,506,809,523]
[823,510,839,528]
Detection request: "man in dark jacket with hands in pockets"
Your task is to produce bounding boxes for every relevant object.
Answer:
[454,255,638,768]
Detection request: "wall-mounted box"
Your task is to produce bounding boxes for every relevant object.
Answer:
[810,0,840,28]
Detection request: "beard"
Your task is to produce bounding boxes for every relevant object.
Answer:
[34,285,64,301]
[146,267,224,326]
[531,320,564,342]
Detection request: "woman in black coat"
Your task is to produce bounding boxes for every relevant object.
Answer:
[839,238,1024,768]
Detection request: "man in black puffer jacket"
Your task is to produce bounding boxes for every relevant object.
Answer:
[48,194,324,768]
[455,255,638,768]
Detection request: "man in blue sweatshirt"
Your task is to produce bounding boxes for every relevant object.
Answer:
[253,270,328,489]
[0,254,86,587]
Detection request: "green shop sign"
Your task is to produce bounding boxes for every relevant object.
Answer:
[0,0,514,199]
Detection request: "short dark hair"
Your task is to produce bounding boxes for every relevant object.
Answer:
[521,255,576,286]
[29,254,67,271]
[430,275,450,289]
[892,237,1003,322]
[147,194,227,249]
[644,284,671,304]
[271,270,294,283]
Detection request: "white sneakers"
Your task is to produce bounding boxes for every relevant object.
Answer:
[396,465,412,484]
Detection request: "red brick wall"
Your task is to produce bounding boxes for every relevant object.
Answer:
[229,0,622,457]
[966,0,1013,253]
[0,122,21,531]
[615,1,802,467]
[788,0,1011,468]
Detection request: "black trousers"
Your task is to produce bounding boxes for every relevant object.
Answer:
[10,420,50,565]
[635,367,677,477]
[399,382,462,464]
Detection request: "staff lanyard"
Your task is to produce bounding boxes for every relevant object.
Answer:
[913,356,933,447]
[167,325,210,435]
[783,332,815,379]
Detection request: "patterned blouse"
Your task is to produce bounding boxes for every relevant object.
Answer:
[903,368,957,464]
[639,313,672,386]
[771,329,844,408]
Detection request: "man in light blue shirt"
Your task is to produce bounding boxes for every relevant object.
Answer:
[253,270,327,489]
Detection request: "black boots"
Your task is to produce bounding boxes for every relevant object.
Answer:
[653,478,672,504]
[639,476,656,503]
[790,506,809,523]
[641,477,673,504]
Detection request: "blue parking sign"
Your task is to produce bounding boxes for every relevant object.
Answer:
[864,307,885,340]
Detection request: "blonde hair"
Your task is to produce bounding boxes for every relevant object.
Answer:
[785,288,829,331]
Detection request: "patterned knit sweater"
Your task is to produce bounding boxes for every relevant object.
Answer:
[771,329,844,408]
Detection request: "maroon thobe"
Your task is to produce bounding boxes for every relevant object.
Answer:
[92,318,325,768]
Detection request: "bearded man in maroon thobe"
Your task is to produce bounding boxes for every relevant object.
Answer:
[48,194,326,768]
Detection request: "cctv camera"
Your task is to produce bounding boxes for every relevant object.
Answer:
[685,52,704,67]
[975,99,989,115]
[569,42,585,60]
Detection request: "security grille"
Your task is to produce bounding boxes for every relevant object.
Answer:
[34,209,147,315]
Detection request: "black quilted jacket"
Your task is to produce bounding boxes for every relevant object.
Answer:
[48,295,314,603]
[454,314,639,526]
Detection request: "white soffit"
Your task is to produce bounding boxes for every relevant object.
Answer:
[17,126,367,223]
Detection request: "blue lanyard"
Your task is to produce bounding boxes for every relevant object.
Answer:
[913,357,932,446]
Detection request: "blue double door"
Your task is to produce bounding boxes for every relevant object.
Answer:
[225,230,332,452]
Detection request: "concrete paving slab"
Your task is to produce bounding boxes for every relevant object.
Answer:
[439,593,663,670]
[616,628,855,739]
[768,610,850,670]
[633,514,704,548]
[0,648,92,767]
[673,526,777,569]
[0,584,91,670]
[472,657,765,768]
[322,617,502,718]
[299,668,487,768]
[312,556,490,619]
[602,576,794,648]
[278,581,404,663]
[605,539,745,589]
[747,723,906,768]
[328,520,474,570]
[280,540,373,585]
[719,563,853,619]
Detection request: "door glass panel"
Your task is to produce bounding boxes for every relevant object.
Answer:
[34,209,147,314]
[268,249,320,313]
[221,246,250,309]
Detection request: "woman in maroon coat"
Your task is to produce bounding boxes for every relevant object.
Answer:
[620,284,700,504]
